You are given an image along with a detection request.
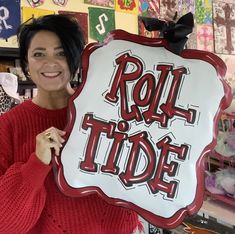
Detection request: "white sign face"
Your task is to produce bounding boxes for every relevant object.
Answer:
[53,30,231,229]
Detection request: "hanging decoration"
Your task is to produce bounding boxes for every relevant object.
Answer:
[139,0,160,18]
[195,0,213,25]
[88,7,115,42]
[115,0,139,15]
[84,0,114,8]
[27,0,44,8]
[196,24,214,52]
[22,6,55,23]
[178,0,195,16]
[0,0,20,39]
[52,0,68,7]
[213,0,235,55]
[59,11,88,44]
[160,0,178,18]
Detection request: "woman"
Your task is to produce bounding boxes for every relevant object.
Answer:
[0,14,139,234]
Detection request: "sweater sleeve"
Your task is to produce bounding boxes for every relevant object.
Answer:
[0,116,52,234]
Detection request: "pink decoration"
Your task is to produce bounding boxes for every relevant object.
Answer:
[196,24,214,52]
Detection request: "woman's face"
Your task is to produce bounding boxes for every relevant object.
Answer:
[27,30,71,94]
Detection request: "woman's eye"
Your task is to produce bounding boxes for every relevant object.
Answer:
[57,51,65,56]
[33,52,44,57]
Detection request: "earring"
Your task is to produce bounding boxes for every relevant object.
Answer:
[25,70,31,80]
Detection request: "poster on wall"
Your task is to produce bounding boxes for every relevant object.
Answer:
[27,0,44,8]
[0,0,21,39]
[196,24,214,52]
[59,11,88,44]
[88,7,115,42]
[52,30,232,229]
[84,0,114,8]
[22,6,55,23]
[213,0,235,55]
[220,55,235,85]
[160,0,178,18]
[195,0,213,24]
[178,0,195,16]
[139,0,160,18]
[53,0,68,6]
[160,0,195,17]
[115,0,139,15]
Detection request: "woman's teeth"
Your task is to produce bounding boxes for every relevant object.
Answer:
[42,72,61,77]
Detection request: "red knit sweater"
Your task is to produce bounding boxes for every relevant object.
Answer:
[0,100,140,234]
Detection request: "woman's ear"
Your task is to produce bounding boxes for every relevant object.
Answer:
[66,82,75,96]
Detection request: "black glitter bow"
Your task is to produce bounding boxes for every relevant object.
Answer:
[142,12,194,55]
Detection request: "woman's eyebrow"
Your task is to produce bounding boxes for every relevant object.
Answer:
[31,46,63,51]
[55,46,63,50]
[31,47,46,51]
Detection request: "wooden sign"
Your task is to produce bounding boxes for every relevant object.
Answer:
[52,30,231,229]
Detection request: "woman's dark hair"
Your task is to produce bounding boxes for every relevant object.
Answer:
[17,14,85,80]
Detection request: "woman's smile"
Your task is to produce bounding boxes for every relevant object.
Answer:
[41,71,62,78]
[27,30,71,93]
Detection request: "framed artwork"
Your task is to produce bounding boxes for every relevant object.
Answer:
[88,7,115,42]
[213,0,235,55]
[58,11,89,44]
[0,0,21,40]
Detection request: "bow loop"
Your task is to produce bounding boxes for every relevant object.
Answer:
[142,12,194,54]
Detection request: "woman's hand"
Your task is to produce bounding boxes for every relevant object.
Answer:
[35,127,66,165]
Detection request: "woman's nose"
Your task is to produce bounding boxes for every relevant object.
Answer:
[43,56,59,66]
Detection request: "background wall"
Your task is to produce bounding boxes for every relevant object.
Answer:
[1,1,235,232]
[0,0,138,47]
[0,0,235,87]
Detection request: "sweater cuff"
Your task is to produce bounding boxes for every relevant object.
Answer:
[21,153,52,190]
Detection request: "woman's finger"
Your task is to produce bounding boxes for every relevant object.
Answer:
[44,129,65,145]
[47,140,62,156]
[36,127,66,164]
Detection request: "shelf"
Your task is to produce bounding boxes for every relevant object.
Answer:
[18,80,78,86]
[205,190,235,207]
[18,80,35,85]
[0,47,19,58]
[199,197,235,228]
[206,152,235,170]
[17,80,36,94]
[209,151,235,162]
